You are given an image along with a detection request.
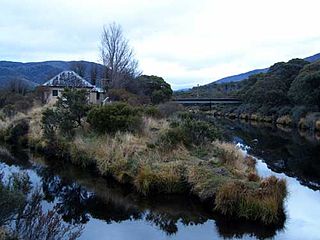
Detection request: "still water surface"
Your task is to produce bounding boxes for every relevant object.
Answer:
[1,119,320,240]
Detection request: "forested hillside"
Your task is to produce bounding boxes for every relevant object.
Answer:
[0,60,106,88]
[211,58,320,129]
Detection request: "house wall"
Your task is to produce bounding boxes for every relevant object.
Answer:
[44,87,106,105]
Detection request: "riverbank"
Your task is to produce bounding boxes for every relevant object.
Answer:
[0,103,287,225]
[208,108,320,132]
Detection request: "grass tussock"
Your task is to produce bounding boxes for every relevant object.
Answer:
[276,115,292,126]
[213,141,254,173]
[215,176,287,224]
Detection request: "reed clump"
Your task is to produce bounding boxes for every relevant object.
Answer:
[215,176,287,224]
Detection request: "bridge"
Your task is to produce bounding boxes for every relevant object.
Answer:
[173,98,241,109]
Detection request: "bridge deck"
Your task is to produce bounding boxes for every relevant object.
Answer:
[173,98,241,104]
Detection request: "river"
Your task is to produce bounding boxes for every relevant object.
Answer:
[1,118,320,240]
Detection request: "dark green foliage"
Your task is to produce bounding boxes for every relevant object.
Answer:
[243,59,308,107]
[41,88,90,138]
[144,106,162,118]
[5,119,29,145]
[278,106,292,116]
[56,88,90,128]
[182,119,220,146]
[288,61,320,109]
[136,75,173,104]
[160,127,187,146]
[87,102,142,133]
[161,116,220,147]
[41,108,60,140]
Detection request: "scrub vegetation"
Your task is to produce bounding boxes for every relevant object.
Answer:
[0,86,287,225]
[176,58,320,131]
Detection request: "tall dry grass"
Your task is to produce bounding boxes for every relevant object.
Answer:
[213,141,253,173]
[215,176,287,224]
[276,115,292,126]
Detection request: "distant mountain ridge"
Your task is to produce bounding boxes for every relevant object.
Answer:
[0,60,106,88]
[212,52,320,84]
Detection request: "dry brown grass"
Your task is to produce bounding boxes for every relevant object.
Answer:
[215,176,287,224]
[213,141,249,172]
[276,115,292,126]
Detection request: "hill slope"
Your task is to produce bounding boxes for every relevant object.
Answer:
[213,52,320,84]
[0,60,106,88]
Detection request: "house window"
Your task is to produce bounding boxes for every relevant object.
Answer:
[96,92,100,100]
[52,90,58,96]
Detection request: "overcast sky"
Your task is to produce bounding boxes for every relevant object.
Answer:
[1,0,320,89]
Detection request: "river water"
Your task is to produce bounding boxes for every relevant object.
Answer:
[1,118,320,240]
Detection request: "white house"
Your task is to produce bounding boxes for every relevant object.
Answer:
[41,71,107,104]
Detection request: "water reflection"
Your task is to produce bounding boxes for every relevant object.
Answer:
[211,118,320,190]
[0,148,284,239]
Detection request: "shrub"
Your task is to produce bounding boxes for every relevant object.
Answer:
[215,176,287,224]
[41,108,60,140]
[87,102,142,134]
[183,119,220,146]
[160,118,220,147]
[5,119,29,145]
[157,102,184,117]
[160,127,187,146]
[144,106,162,118]
[55,88,90,128]
[278,106,292,117]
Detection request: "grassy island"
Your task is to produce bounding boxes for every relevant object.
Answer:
[0,89,287,225]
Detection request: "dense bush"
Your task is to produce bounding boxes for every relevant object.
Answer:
[0,90,37,116]
[108,88,150,106]
[135,75,173,104]
[87,102,142,134]
[41,108,60,140]
[144,106,162,118]
[41,88,90,138]
[157,102,184,117]
[161,117,220,147]
[5,119,29,145]
[288,61,320,109]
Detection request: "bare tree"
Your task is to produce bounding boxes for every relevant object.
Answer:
[90,63,98,85]
[8,78,28,95]
[100,22,141,88]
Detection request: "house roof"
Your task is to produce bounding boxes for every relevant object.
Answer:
[43,71,94,88]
